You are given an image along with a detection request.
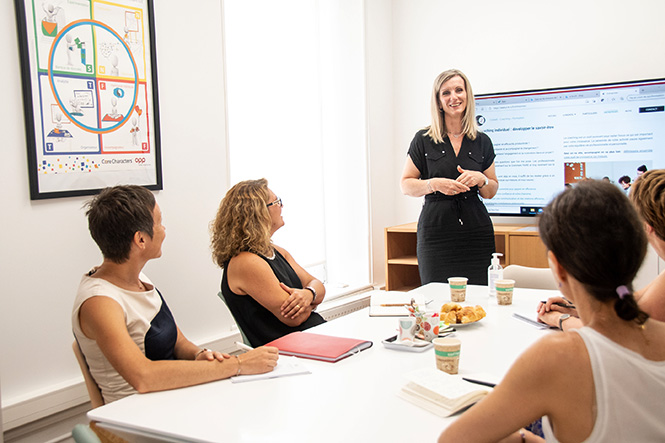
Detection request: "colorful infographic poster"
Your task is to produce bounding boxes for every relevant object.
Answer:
[16,0,161,199]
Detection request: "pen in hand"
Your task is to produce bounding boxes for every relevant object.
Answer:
[541,300,575,309]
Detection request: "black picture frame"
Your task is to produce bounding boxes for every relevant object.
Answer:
[14,0,162,200]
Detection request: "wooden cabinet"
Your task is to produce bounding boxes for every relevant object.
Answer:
[384,222,548,291]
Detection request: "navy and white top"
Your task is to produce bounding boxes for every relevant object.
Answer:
[72,270,177,404]
[221,249,326,347]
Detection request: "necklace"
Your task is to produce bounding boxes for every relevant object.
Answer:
[447,131,463,139]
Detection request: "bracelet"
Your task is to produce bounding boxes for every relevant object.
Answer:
[426,179,434,194]
[235,355,242,376]
[305,286,317,303]
[195,348,210,359]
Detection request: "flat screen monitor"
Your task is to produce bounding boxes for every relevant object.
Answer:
[474,78,665,216]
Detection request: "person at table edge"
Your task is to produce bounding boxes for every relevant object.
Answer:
[538,169,665,330]
[440,180,665,442]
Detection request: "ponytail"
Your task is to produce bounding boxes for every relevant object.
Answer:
[614,285,649,325]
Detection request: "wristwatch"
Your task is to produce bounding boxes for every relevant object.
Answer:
[480,176,489,188]
[558,314,571,330]
[305,286,317,303]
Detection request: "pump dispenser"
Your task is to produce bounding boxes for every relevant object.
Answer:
[488,253,503,296]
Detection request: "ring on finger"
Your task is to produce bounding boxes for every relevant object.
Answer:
[296,304,300,309]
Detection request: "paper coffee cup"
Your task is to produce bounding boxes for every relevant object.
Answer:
[433,337,461,374]
[495,279,515,305]
[448,277,468,302]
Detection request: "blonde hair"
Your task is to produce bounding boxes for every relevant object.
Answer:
[425,69,478,143]
[630,169,665,241]
[210,178,274,268]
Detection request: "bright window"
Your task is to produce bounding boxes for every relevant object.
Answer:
[223,0,370,295]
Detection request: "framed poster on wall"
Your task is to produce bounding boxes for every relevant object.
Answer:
[14,0,162,200]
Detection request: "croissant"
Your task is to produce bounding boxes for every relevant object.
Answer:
[441,311,458,325]
[441,303,486,324]
[441,302,462,313]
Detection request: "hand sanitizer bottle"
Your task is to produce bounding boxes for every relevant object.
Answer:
[488,253,503,296]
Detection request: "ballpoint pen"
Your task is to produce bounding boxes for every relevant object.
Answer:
[540,300,575,309]
[462,378,496,388]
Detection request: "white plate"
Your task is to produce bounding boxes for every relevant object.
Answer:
[382,336,433,352]
[444,319,483,327]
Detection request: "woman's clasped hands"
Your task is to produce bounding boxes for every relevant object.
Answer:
[429,166,487,196]
[430,176,469,196]
[456,165,487,189]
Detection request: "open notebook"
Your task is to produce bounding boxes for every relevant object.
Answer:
[398,367,492,417]
[369,290,427,317]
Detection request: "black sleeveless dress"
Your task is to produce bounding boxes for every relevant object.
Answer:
[407,129,496,285]
[221,249,325,347]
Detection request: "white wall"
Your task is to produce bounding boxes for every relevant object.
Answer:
[1,0,236,428]
[386,0,665,225]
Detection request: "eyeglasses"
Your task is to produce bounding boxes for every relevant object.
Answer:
[266,197,282,208]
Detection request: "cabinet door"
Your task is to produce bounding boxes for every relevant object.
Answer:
[508,236,548,268]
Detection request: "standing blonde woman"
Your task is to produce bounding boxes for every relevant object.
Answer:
[211,179,326,347]
[400,69,499,285]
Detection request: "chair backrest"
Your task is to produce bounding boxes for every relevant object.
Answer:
[71,424,102,443]
[72,341,105,409]
[503,265,558,290]
[217,291,251,345]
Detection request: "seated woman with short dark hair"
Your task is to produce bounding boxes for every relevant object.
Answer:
[72,185,278,405]
[210,179,326,347]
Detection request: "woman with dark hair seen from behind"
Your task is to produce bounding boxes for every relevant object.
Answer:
[625,169,665,320]
[72,185,278,408]
[538,169,665,329]
[400,69,499,285]
[210,179,326,347]
[440,180,665,442]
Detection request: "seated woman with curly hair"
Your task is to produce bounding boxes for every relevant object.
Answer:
[210,179,326,347]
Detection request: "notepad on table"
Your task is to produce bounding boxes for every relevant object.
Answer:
[398,367,492,417]
[231,356,310,383]
[265,331,373,362]
[369,290,426,317]
[512,312,551,329]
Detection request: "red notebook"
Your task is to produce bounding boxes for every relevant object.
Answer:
[265,331,373,362]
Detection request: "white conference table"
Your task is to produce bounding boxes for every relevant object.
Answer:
[89,283,558,442]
